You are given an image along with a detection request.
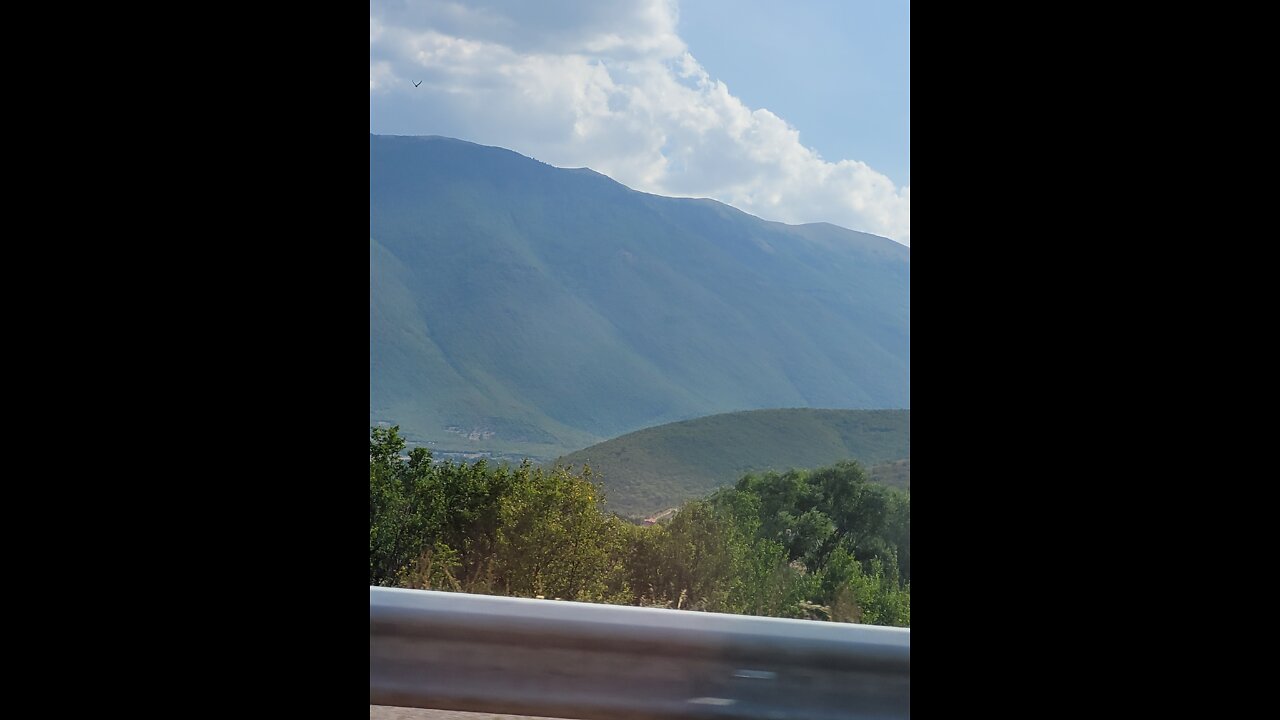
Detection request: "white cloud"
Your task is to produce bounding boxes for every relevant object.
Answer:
[369,0,910,245]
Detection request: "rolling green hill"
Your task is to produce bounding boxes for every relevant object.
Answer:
[371,134,910,459]
[868,458,911,492]
[553,408,909,517]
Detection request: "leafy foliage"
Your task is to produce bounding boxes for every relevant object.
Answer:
[371,425,909,627]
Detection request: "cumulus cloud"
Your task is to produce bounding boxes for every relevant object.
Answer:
[370,0,910,245]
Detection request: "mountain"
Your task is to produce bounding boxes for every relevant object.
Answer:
[370,134,910,459]
[553,408,909,517]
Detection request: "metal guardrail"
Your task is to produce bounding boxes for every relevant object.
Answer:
[370,587,910,719]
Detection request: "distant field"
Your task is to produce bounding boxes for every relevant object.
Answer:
[553,408,909,517]
[869,458,910,491]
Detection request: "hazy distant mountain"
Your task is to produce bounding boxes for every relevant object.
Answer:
[555,408,910,517]
[370,134,909,459]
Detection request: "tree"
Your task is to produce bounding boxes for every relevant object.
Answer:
[370,426,420,585]
[369,427,910,627]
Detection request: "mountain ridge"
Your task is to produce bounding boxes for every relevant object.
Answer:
[370,133,909,458]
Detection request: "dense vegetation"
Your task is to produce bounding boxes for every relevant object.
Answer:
[554,408,909,516]
[371,134,910,459]
[372,425,909,626]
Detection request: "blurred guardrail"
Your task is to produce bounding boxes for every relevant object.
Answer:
[370,587,909,719]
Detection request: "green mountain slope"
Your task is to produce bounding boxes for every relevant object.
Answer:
[868,458,911,492]
[554,408,910,516]
[370,134,910,458]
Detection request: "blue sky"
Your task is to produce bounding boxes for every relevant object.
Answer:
[677,0,909,187]
[370,1,910,244]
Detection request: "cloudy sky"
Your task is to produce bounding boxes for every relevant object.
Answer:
[370,0,910,245]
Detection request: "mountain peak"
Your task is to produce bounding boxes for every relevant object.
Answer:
[371,134,909,459]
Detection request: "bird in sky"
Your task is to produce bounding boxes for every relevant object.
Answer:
[413,80,422,87]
